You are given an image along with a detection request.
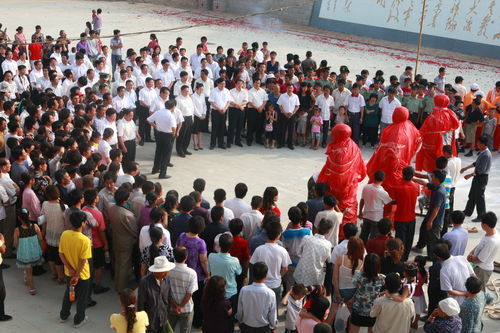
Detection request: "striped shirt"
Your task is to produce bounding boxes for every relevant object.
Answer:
[167,263,198,313]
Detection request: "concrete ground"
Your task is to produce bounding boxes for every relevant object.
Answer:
[0,0,499,332]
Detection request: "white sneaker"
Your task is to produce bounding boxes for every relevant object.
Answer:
[73,316,88,328]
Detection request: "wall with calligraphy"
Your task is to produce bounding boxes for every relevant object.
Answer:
[310,0,500,58]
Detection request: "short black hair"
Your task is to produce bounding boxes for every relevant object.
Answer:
[435,156,448,170]
[173,246,188,263]
[188,216,205,234]
[443,145,453,155]
[374,170,385,182]
[179,195,195,212]
[288,206,302,225]
[478,136,488,146]
[264,220,282,240]
[114,188,130,205]
[234,183,248,199]
[433,242,451,260]
[252,261,268,281]
[481,212,497,228]
[377,218,392,235]
[465,276,482,294]
[385,272,402,293]
[314,182,329,197]
[317,218,333,235]
[313,323,333,333]
[323,194,337,208]
[193,178,206,192]
[432,169,446,183]
[229,218,243,236]
[213,188,226,203]
[402,166,414,181]
[69,210,87,229]
[251,195,263,209]
[219,233,233,252]
[343,223,358,238]
[451,210,465,225]
[210,206,224,223]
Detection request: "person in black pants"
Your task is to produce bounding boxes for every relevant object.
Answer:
[0,233,12,322]
[277,84,300,150]
[227,80,248,147]
[209,78,231,150]
[175,85,194,157]
[137,78,157,144]
[246,79,267,146]
[461,136,491,222]
[147,100,177,179]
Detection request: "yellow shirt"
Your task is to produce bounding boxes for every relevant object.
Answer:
[58,230,92,280]
[110,311,149,333]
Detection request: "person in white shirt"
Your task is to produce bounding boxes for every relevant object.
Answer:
[71,54,89,80]
[117,108,140,162]
[250,219,292,305]
[112,86,132,114]
[169,53,181,74]
[154,59,175,90]
[453,76,467,100]
[359,170,394,243]
[332,80,351,114]
[189,44,205,73]
[277,84,300,149]
[379,87,402,131]
[29,61,44,89]
[209,78,231,149]
[175,85,195,157]
[194,70,213,133]
[345,83,366,144]
[194,58,213,80]
[97,109,118,146]
[1,50,18,76]
[442,145,461,213]
[98,128,114,165]
[136,64,152,89]
[16,52,31,72]
[138,78,158,144]
[191,83,207,150]
[173,71,193,97]
[225,183,252,219]
[252,42,264,63]
[467,212,500,291]
[240,196,264,240]
[227,79,248,147]
[124,80,137,106]
[111,70,128,96]
[436,242,475,305]
[246,78,268,146]
[315,86,335,147]
[47,75,63,97]
[148,54,162,76]
[175,57,193,82]
[147,99,177,179]
[13,65,30,96]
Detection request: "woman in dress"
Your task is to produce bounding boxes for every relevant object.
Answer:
[20,173,41,223]
[13,209,43,295]
[110,288,149,333]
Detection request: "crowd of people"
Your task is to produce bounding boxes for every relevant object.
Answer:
[0,7,498,333]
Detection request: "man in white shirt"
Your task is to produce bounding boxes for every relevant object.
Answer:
[277,84,300,149]
[112,86,133,114]
[13,65,30,96]
[467,212,500,291]
[175,85,195,157]
[124,80,137,107]
[0,158,19,257]
[379,87,402,131]
[240,196,264,240]
[209,78,231,149]
[436,242,475,305]
[359,170,394,243]
[246,78,268,146]
[117,109,139,162]
[332,79,351,115]
[97,108,118,146]
[345,83,365,144]
[194,58,213,80]
[136,64,152,90]
[453,76,467,100]
[227,80,248,148]
[29,61,44,90]
[175,57,193,82]
[189,44,205,74]
[315,86,335,148]
[71,54,89,80]
[147,99,177,179]
[173,71,192,97]
[225,183,252,218]
[138,77,158,144]
[194,70,213,133]
[1,50,18,76]
[154,59,175,90]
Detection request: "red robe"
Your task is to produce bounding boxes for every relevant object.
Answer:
[416,94,460,172]
[317,124,366,239]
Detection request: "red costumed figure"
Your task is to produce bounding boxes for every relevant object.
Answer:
[317,124,366,239]
[416,94,460,172]
[366,106,422,219]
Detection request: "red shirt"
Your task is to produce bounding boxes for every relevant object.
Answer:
[280,83,298,94]
[229,235,249,264]
[392,181,420,222]
[259,206,281,217]
[365,234,391,259]
[28,43,43,60]
[82,206,106,248]
[402,86,412,97]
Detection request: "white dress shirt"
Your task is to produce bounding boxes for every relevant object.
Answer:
[236,283,277,329]
[194,78,213,97]
[230,88,249,106]
[189,53,205,72]
[250,243,291,289]
[175,94,195,117]
[209,87,231,110]
[150,96,168,114]
[112,95,132,113]
[277,92,300,114]
[346,94,366,113]
[117,118,137,141]
[138,223,172,252]
[379,96,402,124]
[1,59,18,75]
[154,68,175,87]
[97,118,118,145]
[315,94,335,121]
[173,80,193,97]
[224,198,251,219]
[332,88,351,112]
[138,87,158,108]
[14,75,30,93]
[248,87,268,109]
[192,92,207,117]
[147,108,176,133]
[240,210,264,240]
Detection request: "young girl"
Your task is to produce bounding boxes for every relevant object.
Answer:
[110,288,149,333]
[296,201,314,230]
[335,105,349,125]
[264,102,277,149]
[412,255,428,328]
[310,108,323,150]
[13,209,43,295]
[147,34,158,53]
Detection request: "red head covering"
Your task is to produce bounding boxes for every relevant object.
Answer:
[366,106,421,197]
[317,124,366,235]
[416,95,460,172]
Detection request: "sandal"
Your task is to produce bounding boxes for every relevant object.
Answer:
[466,227,478,233]
[29,289,36,295]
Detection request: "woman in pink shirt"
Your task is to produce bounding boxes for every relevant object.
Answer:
[296,295,330,333]
[21,173,41,223]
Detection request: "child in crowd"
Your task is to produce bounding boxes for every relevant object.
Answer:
[335,106,348,125]
[482,108,496,150]
[13,209,43,295]
[265,102,278,149]
[310,108,323,150]
[363,93,380,147]
[296,109,308,147]
[412,255,428,328]
[283,283,307,333]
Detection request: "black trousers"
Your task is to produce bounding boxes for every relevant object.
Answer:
[210,109,226,148]
[192,280,205,327]
[227,107,244,145]
[60,277,91,325]
[348,111,361,144]
[278,113,295,146]
[201,97,210,132]
[321,120,330,146]
[123,139,136,162]
[362,126,378,146]
[137,104,152,141]
[0,266,5,316]
[464,174,488,218]
[395,220,416,261]
[416,218,427,249]
[152,132,173,176]
[176,116,193,154]
[246,108,264,145]
[409,112,419,127]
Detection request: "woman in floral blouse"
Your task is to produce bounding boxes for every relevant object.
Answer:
[459,276,494,333]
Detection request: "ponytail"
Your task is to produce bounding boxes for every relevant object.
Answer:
[119,289,137,333]
[148,226,163,266]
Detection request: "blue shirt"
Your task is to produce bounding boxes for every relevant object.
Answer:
[170,212,191,246]
[306,197,324,222]
[208,252,242,298]
[426,183,446,227]
[281,228,312,266]
[443,226,468,256]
